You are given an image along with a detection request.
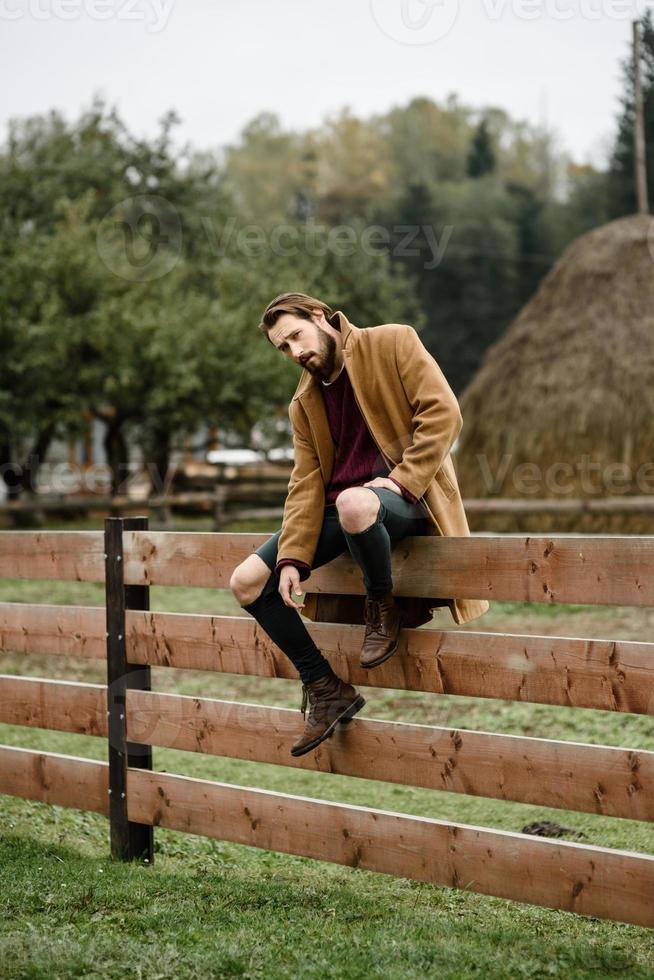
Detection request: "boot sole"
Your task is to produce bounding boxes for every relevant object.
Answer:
[290,695,366,757]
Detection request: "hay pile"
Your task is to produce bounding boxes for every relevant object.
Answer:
[455,214,654,533]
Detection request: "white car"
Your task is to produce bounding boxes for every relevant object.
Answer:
[206,449,266,466]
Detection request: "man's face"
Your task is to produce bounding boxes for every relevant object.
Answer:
[268,313,337,381]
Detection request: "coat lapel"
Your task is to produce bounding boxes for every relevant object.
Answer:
[299,384,334,481]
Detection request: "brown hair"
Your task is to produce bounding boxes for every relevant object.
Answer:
[258,292,334,342]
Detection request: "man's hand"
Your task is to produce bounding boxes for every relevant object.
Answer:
[278,565,305,610]
[363,477,403,496]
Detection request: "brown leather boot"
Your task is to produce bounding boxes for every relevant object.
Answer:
[290,671,366,757]
[360,593,403,669]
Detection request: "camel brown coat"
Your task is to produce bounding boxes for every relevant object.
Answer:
[276,311,490,627]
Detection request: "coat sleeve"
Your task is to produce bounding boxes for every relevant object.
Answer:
[275,558,312,580]
[387,476,419,504]
[275,402,325,573]
[386,325,463,501]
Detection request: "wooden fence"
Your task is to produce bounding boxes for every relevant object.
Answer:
[0,473,292,528]
[0,518,653,927]
[6,488,654,529]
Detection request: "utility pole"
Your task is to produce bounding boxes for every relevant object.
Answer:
[633,19,649,214]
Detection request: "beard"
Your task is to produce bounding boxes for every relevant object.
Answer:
[302,327,337,381]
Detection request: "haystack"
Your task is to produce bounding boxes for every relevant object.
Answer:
[455,214,654,533]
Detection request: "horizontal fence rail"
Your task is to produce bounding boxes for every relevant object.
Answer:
[127,770,654,929]
[4,494,654,520]
[0,603,106,659]
[124,610,654,715]
[0,532,105,582]
[3,530,654,607]
[0,745,652,928]
[121,531,654,606]
[0,745,108,815]
[2,601,654,715]
[1,675,652,822]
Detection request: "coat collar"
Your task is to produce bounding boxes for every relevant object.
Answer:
[291,310,359,402]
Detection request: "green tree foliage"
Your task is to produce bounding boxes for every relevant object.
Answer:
[0,195,105,502]
[222,112,313,224]
[0,102,286,497]
[608,11,654,217]
[378,95,471,189]
[379,177,526,392]
[1,72,624,503]
[545,163,610,253]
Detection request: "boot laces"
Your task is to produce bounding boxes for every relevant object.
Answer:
[300,676,339,718]
[365,598,382,632]
[300,683,320,718]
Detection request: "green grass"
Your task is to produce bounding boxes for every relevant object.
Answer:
[1,519,654,976]
[2,811,652,980]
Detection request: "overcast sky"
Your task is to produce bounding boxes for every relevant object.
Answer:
[2,0,652,167]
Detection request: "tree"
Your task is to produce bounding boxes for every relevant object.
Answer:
[544,163,610,254]
[313,109,396,224]
[223,112,312,224]
[0,100,238,498]
[467,118,496,177]
[608,11,654,217]
[377,176,524,393]
[0,195,106,508]
[379,96,472,193]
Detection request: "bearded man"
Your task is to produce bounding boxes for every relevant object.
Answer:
[229,292,489,757]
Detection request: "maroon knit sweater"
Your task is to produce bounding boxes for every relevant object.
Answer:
[275,363,417,580]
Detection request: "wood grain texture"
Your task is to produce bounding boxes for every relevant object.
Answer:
[5,676,652,820]
[0,603,106,658]
[122,532,654,606]
[2,599,650,717]
[1,742,652,926]
[127,689,654,821]
[0,745,108,814]
[1,518,652,927]
[0,531,105,582]
[2,529,653,606]
[4,599,651,716]
[127,768,654,927]
[126,611,654,715]
[0,675,106,736]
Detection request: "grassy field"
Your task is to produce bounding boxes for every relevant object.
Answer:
[1,518,654,978]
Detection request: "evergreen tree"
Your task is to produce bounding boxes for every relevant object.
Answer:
[467,119,496,178]
[608,11,654,217]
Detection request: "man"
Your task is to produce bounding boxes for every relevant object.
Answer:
[229,292,489,758]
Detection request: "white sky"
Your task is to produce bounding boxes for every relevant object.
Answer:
[2,0,652,167]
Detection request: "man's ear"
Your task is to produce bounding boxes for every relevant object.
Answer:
[311,307,326,327]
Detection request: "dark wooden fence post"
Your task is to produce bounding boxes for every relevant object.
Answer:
[104,515,154,864]
[212,483,228,531]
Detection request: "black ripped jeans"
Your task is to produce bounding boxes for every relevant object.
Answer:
[241,488,428,684]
